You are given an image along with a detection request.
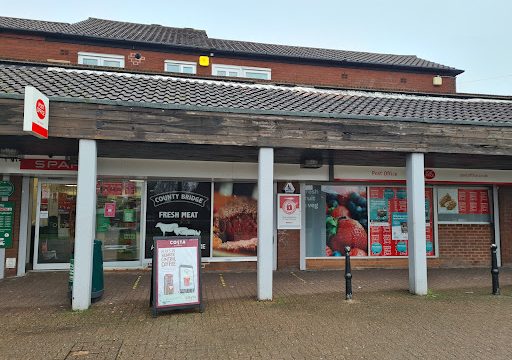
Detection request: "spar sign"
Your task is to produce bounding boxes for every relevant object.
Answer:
[23,86,49,139]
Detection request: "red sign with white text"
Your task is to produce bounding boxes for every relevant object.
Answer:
[23,86,49,139]
[20,159,78,171]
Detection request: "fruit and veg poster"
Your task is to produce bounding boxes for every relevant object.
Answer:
[324,186,368,257]
[369,187,434,256]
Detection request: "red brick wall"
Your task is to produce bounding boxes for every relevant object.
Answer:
[437,224,492,267]
[3,176,21,278]
[498,186,512,265]
[0,33,457,93]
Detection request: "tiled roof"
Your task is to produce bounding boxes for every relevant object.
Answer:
[0,63,508,126]
[0,16,462,74]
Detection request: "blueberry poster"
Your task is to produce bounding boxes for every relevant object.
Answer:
[324,186,368,257]
[146,181,211,258]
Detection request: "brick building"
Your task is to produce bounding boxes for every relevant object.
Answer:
[1,16,512,309]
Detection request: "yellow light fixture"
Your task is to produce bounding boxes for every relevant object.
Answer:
[199,56,210,67]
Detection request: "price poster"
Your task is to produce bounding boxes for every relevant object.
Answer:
[151,237,203,316]
[369,187,434,257]
[437,187,491,223]
[0,202,14,248]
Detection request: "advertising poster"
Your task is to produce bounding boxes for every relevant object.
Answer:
[146,181,211,258]
[437,187,491,223]
[323,186,368,257]
[213,182,258,257]
[154,237,200,308]
[277,194,301,229]
[0,202,14,248]
[369,187,434,257]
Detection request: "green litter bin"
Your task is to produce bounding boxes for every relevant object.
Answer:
[68,240,104,302]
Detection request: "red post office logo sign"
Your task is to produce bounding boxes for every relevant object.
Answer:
[23,86,49,139]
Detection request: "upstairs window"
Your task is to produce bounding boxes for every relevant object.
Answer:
[78,52,125,68]
[212,64,271,80]
[164,60,197,74]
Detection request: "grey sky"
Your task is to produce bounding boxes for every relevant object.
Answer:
[2,0,511,95]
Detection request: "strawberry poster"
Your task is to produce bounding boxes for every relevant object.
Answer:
[369,187,434,257]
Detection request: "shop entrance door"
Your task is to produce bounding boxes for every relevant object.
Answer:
[33,180,77,270]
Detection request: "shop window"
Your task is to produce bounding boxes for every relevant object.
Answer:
[96,180,143,262]
[78,52,125,68]
[305,184,435,258]
[436,187,492,223]
[164,60,197,74]
[212,64,271,80]
[213,182,258,257]
[145,181,212,259]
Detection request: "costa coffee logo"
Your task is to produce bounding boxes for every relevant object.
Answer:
[424,169,436,180]
[36,99,46,120]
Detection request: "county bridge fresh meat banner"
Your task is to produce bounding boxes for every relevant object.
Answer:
[146,181,211,258]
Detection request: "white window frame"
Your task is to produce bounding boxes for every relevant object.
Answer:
[164,60,197,74]
[78,52,125,68]
[212,64,271,80]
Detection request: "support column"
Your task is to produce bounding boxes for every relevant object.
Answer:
[17,177,30,277]
[257,148,274,300]
[72,139,97,310]
[406,153,427,295]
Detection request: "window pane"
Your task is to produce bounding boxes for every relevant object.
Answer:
[166,64,180,73]
[103,60,122,68]
[182,66,195,74]
[217,70,227,76]
[96,180,142,262]
[82,58,98,66]
[245,71,269,80]
[228,71,239,77]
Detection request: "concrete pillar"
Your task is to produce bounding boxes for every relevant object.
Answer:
[17,177,30,276]
[406,153,427,295]
[72,139,97,310]
[257,148,274,300]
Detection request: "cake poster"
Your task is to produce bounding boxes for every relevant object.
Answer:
[369,187,434,257]
[146,181,211,258]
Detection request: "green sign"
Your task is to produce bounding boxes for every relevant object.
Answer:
[0,181,14,197]
[0,201,14,248]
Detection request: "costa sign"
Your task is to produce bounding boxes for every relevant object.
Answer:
[20,159,78,171]
[23,86,49,139]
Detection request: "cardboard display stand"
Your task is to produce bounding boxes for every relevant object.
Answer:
[150,236,204,316]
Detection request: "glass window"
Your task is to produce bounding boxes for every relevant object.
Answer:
[82,58,98,66]
[103,60,122,68]
[95,180,143,262]
[78,52,125,68]
[213,64,271,80]
[145,181,212,259]
[437,187,492,223]
[213,182,258,257]
[164,60,197,74]
[245,71,269,80]
[182,66,194,74]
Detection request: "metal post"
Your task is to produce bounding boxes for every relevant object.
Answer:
[344,246,352,300]
[491,244,500,295]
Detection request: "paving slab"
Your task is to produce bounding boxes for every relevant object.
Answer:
[0,268,511,359]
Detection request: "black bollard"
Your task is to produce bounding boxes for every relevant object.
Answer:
[491,244,500,295]
[344,246,353,300]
